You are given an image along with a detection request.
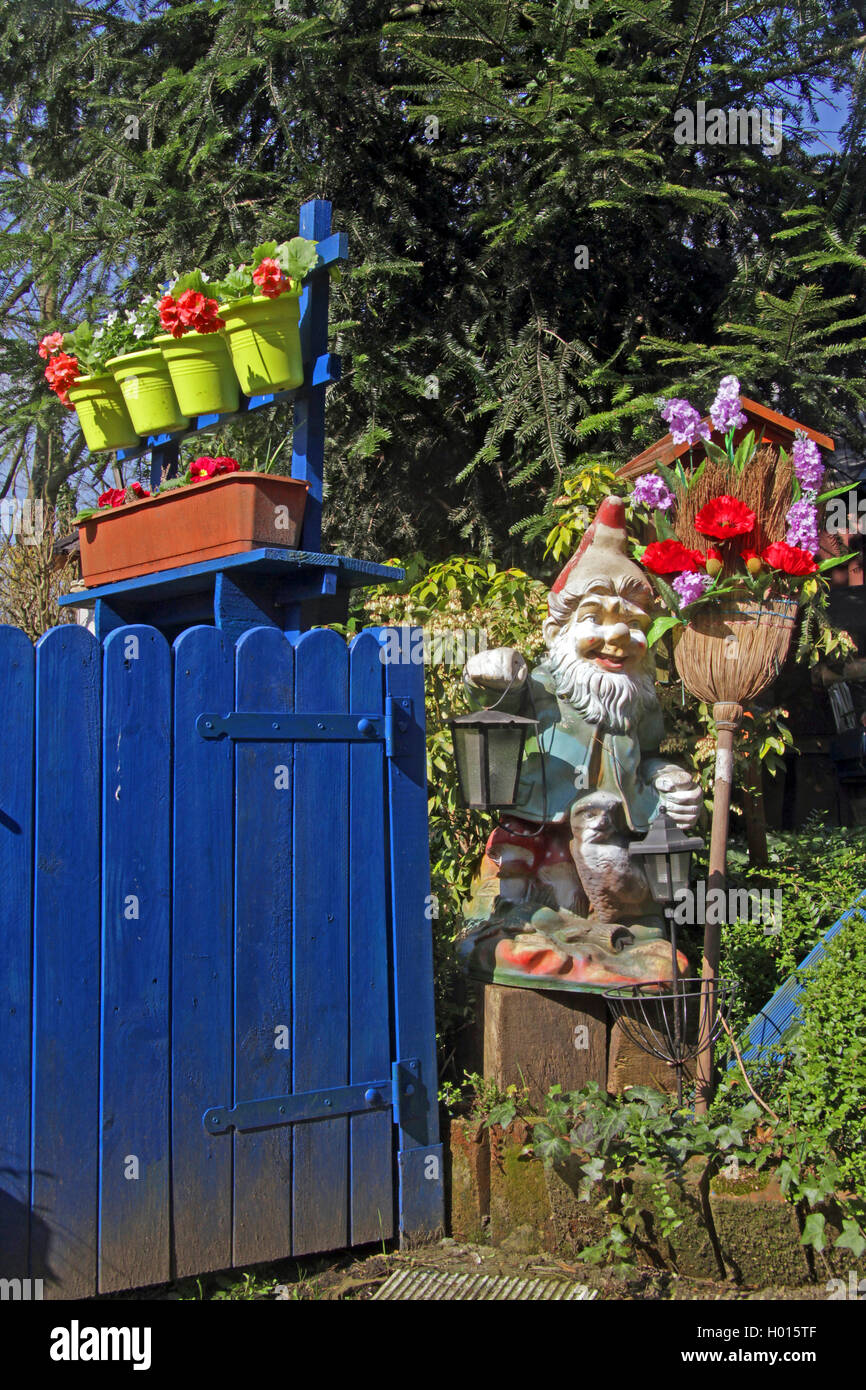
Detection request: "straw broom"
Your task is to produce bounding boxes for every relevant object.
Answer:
[670,446,798,1110]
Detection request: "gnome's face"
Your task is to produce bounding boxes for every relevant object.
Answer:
[569,583,651,675]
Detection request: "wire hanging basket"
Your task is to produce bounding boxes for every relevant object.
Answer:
[603,976,738,1107]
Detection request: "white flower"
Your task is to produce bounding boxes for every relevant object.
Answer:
[105,311,118,327]
[93,327,104,340]
[133,325,148,338]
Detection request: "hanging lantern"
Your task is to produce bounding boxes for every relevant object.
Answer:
[627,810,704,908]
[449,708,539,810]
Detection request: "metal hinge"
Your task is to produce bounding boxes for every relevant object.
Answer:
[196,696,413,758]
[203,1058,422,1135]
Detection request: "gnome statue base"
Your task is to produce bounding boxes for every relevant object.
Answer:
[458,497,701,993]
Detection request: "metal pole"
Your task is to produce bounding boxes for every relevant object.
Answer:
[695,700,742,1113]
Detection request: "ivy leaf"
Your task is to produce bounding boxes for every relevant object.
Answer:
[834,1220,866,1258]
[532,1124,570,1166]
[581,1157,606,1183]
[487,1099,517,1130]
[800,1212,826,1252]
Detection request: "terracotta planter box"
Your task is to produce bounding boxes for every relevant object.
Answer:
[78,472,309,587]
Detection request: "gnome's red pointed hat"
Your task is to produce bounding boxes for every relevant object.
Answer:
[548,495,653,618]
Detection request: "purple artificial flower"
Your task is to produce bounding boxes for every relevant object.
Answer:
[660,397,711,448]
[709,375,747,435]
[785,498,820,555]
[632,472,675,511]
[792,431,825,492]
[672,571,712,607]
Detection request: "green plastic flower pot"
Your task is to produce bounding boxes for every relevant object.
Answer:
[66,373,140,452]
[106,347,189,436]
[218,293,304,395]
[156,331,240,417]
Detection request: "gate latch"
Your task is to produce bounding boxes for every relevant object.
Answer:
[203,1058,423,1135]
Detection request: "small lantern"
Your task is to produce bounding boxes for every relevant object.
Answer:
[627,811,704,908]
[449,708,540,810]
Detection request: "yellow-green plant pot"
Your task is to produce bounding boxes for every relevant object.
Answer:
[106,348,189,436]
[66,373,140,452]
[155,331,240,417]
[218,293,304,395]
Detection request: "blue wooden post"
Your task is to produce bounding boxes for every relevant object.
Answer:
[381,628,445,1243]
[292,199,332,554]
[0,628,34,1283]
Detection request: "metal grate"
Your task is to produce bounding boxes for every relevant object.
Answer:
[372,1267,598,1301]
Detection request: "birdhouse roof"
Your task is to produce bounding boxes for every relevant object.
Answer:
[617,396,835,480]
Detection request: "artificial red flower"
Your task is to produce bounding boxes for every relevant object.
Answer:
[252,257,288,299]
[641,540,707,574]
[189,455,240,480]
[741,549,763,576]
[158,293,184,338]
[38,331,65,360]
[705,546,724,577]
[762,542,818,576]
[694,495,756,539]
[98,487,128,508]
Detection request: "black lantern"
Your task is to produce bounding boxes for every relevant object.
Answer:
[627,810,704,909]
[449,708,540,810]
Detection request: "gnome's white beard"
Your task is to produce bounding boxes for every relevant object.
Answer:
[542,630,658,734]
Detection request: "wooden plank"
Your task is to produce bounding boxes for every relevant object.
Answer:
[381,628,444,1242]
[292,199,333,553]
[291,627,349,1254]
[31,624,101,1297]
[99,626,171,1292]
[348,631,394,1244]
[232,627,294,1265]
[0,627,34,1284]
[171,626,234,1276]
[482,984,608,1110]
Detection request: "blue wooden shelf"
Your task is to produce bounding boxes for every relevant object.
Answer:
[60,548,405,643]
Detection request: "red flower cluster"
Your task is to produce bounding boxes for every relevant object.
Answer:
[38,332,65,360]
[762,542,817,576]
[44,351,79,409]
[98,482,151,509]
[694,495,756,540]
[641,540,707,574]
[189,455,240,481]
[158,290,225,338]
[252,257,288,299]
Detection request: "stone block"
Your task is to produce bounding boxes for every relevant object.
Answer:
[709,1173,811,1286]
[447,1118,490,1243]
[482,984,608,1111]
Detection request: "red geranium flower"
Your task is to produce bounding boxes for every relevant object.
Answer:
[45,351,79,408]
[189,455,240,481]
[694,495,756,539]
[762,542,817,576]
[158,293,184,338]
[641,540,707,574]
[127,483,151,501]
[98,488,128,508]
[252,257,288,299]
[38,331,65,360]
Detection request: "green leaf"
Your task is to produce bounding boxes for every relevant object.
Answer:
[170,268,209,297]
[703,440,730,468]
[817,481,855,503]
[687,457,707,490]
[647,613,682,647]
[653,507,677,541]
[800,1212,826,1252]
[834,1220,866,1258]
[818,552,856,571]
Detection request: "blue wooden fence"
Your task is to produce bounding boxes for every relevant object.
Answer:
[0,620,442,1297]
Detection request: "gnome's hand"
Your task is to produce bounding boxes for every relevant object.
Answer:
[464,647,529,692]
[653,768,702,830]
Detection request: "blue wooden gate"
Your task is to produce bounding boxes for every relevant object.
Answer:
[0,619,442,1297]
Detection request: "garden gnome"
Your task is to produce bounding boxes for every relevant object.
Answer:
[459,495,701,989]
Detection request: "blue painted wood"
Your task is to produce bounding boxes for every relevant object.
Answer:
[737,888,866,1063]
[31,625,102,1297]
[149,439,180,491]
[232,627,295,1264]
[171,626,234,1277]
[381,628,444,1242]
[59,550,404,611]
[291,627,350,1254]
[99,626,171,1292]
[292,200,333,553]
[213,571,280,645]
[348,632,395,1244]
[0,627,34,1283]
